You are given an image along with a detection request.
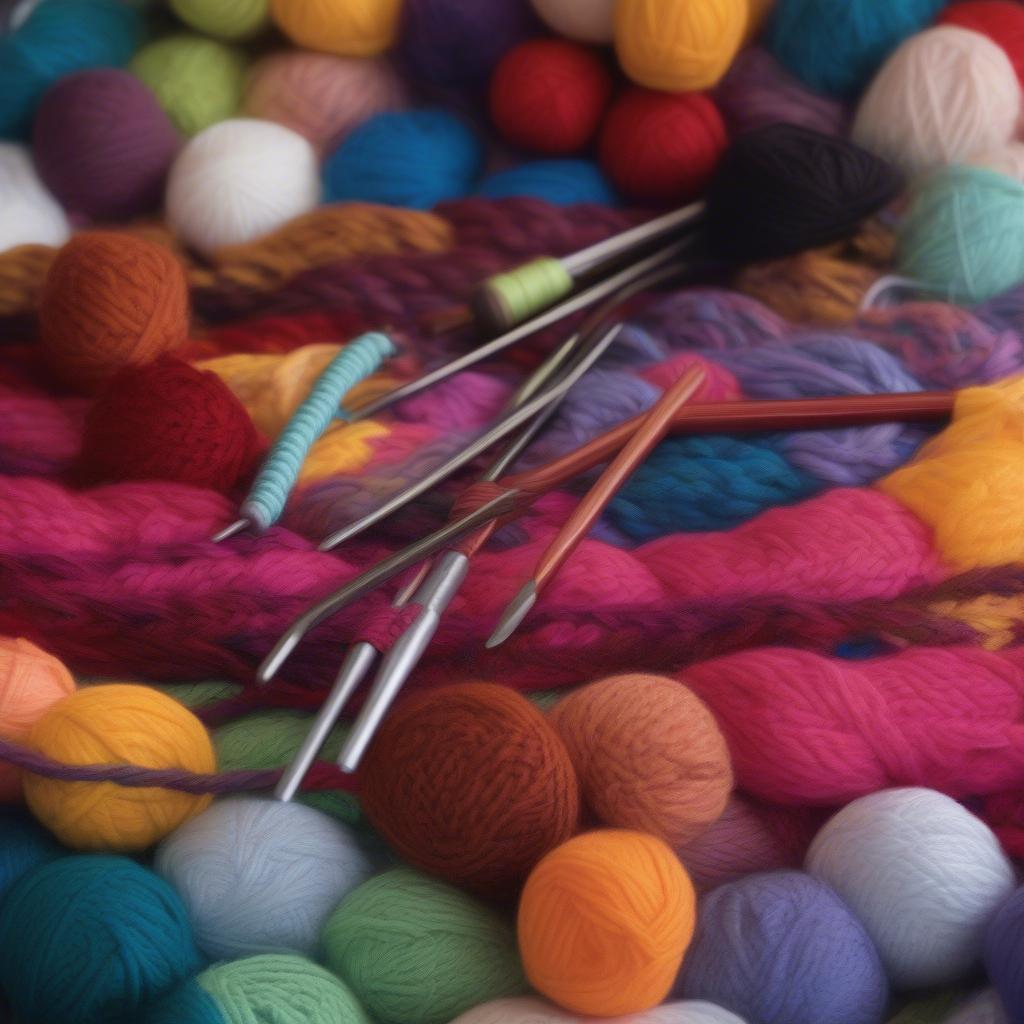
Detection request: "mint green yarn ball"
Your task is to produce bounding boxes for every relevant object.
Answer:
[321,869,527,1024]
[898,164,1024,304]
[170,0,270,40]
[131,34,246,136]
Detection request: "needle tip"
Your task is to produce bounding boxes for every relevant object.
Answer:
[211,518,249,543]
[257,633,300,685]
[485,582,537,648]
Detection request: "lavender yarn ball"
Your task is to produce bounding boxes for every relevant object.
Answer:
[985,888,1024,1023]
[32,69,179,220]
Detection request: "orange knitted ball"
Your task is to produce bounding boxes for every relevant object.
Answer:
[39,233,189,394]
[518,829,696,1017]
[360,682,580,899]
[551,674,732,847]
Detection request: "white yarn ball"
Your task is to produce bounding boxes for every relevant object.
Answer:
[944,991,1009,1024]
[449,997,748,1024]
[155,796,372,960]
[806,788,1015,990]
[0,144,70,253]
[166,117,320,256]
[970,144,1024,183]
[852,27,1020,178]
[529,0,616,43]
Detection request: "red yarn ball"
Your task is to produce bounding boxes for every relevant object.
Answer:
[599,87,727,202]
[490,38,613,155]
[77,358,266,492]
[938,1,1024,85]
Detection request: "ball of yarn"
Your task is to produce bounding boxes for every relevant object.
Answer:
[807,787,1016,989]
[360,682,579,899]
[32,69,179,220]
[23,684,215,851]
[681,870,889,1024]
[0,809,62,904]
[529,0,615,43]
[130,34,247,137]
[321,868,526,1024]
[986,888,1024,1023]
[550,675,732,847]
[0,854,201,1024]
[450,996,749,1024]
[39,233,189,393]
[166,118,320,256]
[0,636,75,801]
[768,0,947,98]
[490,40,612,155]
[477,160,617,205]
[938,1,1024,85]
[518,829,695,1017]
[243,51,407,153]
[170,0,270,40]
[945,991,1009,1024]
[599,88,727,202]
[852,27,1019,178]
[0,143,69,251]
[270,0,402,57]
[323,109,483,209]
[615,0,748,92]
[156,796,371,960]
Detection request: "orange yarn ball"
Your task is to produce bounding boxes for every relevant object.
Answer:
[518,829,696,1017]
[0,638,76,802]
[551,674,732,847]
[360,682,580,899]
[270,0,402,57]
[39,233,189,394]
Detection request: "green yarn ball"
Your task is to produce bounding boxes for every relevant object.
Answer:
[131,34,246,136]
[170,0,270,40]
[321,869,527,1024]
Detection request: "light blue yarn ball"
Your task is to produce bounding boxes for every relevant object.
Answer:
[0,0,141,138]
[322,109,484,209]
[477,160,618,206]
[0,853,202,1024]
[0,807,63,904]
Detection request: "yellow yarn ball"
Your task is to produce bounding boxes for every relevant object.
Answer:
[270,0,402,57]
[24,684,216,852]
[615,0,748,91]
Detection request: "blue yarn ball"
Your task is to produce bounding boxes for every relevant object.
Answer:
[0,854,203,1024]
[0,0,141,138]
[322,110,483,209]
[0,808,63,904]
[682,871,889,1024]
[985,886,1024,1022]
[477,160,618,206]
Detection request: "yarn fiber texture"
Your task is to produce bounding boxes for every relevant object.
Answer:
[0,809,63,904]
[478,160,617,206]
[270,0,402,57]
[0,142,69,251]
[170,0,270,39]
[530,0,615,42]
[449,997,749,1024]
[938,1,1024,85]
[321,868,527,1024]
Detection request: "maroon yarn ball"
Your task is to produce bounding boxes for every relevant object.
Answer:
[32,69,180,221]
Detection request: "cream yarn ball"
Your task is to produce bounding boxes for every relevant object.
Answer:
[449,997,748,1024]
[166,118,320,256]
[529,0,616,43]
[0,144,70,253]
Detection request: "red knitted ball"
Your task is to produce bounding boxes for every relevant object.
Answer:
[360,682,580,899]
[77,358,266,492]
[490,39,613,155]
[938,1,1024,85]
[599,88,727,202]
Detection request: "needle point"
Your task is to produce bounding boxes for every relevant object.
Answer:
[211,518,249,543]
[485,582,537,648]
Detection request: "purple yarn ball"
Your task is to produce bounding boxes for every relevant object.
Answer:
[985,886,1024,1022]
[32,68,179,220]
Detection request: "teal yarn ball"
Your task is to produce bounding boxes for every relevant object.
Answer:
[0,0,141,138]
[898,164,1024,304]
[323,109,483,209]
[0,807,62,904]
[0,854,203,1024]
[478,160,618,206]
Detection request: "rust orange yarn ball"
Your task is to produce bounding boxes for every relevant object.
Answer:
[39,233,189,394]
[518,829,696,1017]
[360,682,580,899]
[551,674,732,847]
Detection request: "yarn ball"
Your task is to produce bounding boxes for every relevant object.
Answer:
[806,787,1016,989]
[0,854,202,1024]
[156,796,372,960]
[986,888,1024,1023]
[550,675,732,847]
[166,118,320,256]
[32,69,179,220]
[477,160,617,205]
[243,51,407,153]
[599,88,727,202]
[321,868,526,1024]
[23,684,215,851]
[851,27,1019,178]
[945,991,1010,1024]
[0,636,75,802]
[0,0,140,138]
[0,809,63,904]
[490,40,612,155]
[938,1,1024,85]
[130,34,247,137]
[449,997,749,1024]
[681,871,889,1024]
[0,142,69,251]
[518,829,696,1017]
[323,109,483,209]
[360,682,579,899]
[768,0,947,98]
[270,0,402,57]
[529,0,615,43]
[615,0,748,92]
[170,0,270,40]
[39,232,189,394]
